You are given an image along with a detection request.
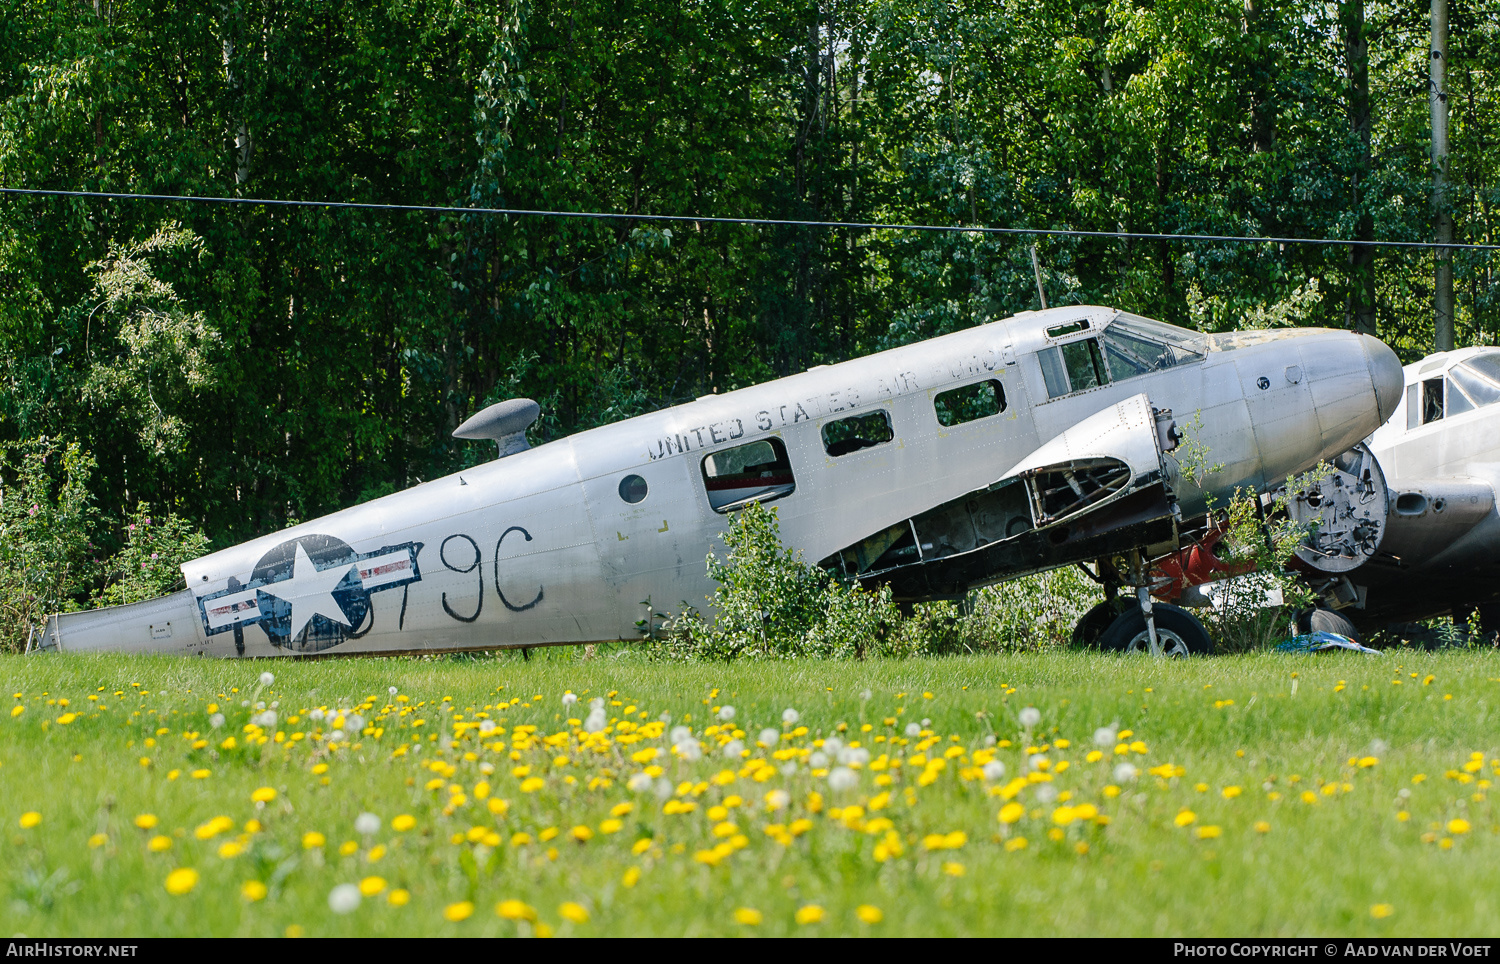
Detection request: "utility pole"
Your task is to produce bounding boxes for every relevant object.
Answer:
[1432,0,1454,351]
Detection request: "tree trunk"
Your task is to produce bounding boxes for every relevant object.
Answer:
[1432,0,1454,351]
[1343,0,1376,336]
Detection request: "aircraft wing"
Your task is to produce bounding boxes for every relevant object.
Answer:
[824,393,1181,600]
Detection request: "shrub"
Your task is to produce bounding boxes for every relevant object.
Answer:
[96,501,211,607]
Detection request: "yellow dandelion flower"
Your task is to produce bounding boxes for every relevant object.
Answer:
[218,841,244,858]
[1222,786,1242,799]
[1448,818,1471,835]
[570,825,594,843]
[496,899,538,921]
[1371,904,1394,919]
[164,868,199,895]
[444,901,475,922]
[148,835,172,852]
[856,904,883,924]
[392,814,416,832]
[733,907,763,926]
[559,902,589,924]
[622,866,641,888]
[251,787,277,803]
[998,802,1024,824]
[19,812,41,829]
[302,832,326,850]
[88,833,108,849]
[190,769,211,780]
[388,889,411,907]
[1004,837,1028,852]
[942,861,966,877]
[1195,825,1223,839]
[1174,810,1196,827]
[1254,821,1271,833]
[795,905,825,925]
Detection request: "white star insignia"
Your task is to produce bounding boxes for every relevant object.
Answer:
[261,544,357,641]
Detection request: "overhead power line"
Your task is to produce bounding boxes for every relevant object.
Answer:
[3,186,1497,252]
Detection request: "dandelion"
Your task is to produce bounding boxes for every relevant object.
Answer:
[723,739,745,758]
[259,672,274,687]
[444,901,475,922]
[734,907,762,925]
[782,708,800,725]
[1254,821,1271,833]
[1371,904,1395,920]
[359,876,387,896]
[1174,810,1197,827]
[1448,818,1471,835]
[559,902,590,924]
[795,905,825,925]
[998,803,1024,824]
[148,836,172,852]
[856,905,883,924]
[88,833,107,849]
[242,880,268,901]
[1018,707,1041,728]
[1222,786,1242,799]
[718,705,736,721]
[328,883,361,914]
[1195,825,1222,839]
[497,899,538,921]
[757,727,780,747]
[389,889,411,906]
[164,868,199,895]
[388,686,399,696]
[982,760,1006,781]
[1113,762,1138,782]
[942,861,966,877]
[302,832,326,849]
[1093,725,1118,746]
[19,812,42,829]
[251,787,277,803]
[354,812,381,835]
[828,767,858,791]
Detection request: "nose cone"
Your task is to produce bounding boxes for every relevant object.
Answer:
[1364,336,1404,427]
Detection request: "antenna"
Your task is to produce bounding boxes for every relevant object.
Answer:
[1030,245,1049,310]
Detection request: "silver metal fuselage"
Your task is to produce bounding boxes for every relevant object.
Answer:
[40,306,1401,656]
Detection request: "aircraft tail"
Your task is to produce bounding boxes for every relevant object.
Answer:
[35,590,204,655]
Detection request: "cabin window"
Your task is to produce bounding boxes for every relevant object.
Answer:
[822,410,894,457]
[1406,383,1421,430]
[618,475,648,504]
[1039,339,1109,399]
[934,380,1007,426]
[1422,378,1445,425]
[701,437,796,513]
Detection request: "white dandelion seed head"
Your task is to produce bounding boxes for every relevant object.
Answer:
[780,762,798,776]
[654,778,674,801]
[984,734,998,747]
[674,739,702,762]
[310,708,326,722]
[589,698,605,711]
[670,726,692,744]
[255,701,266,710]
[253,710,277,728]
[583,710,607,734]
[921,718,931,728]
[781,708,800,725]
[839,747,870,767]
[904,723,921,738]
[328,729,345,743]
[561,693,579,707]
[627,772,653,793]
[1397,787,1411,800]
[345,714,364,732]
[1094,725,1118,747]
[827,767,858,791]
[269,701,279,710]
[479,720,497,735]
[388,686,398,696]
[241,700,250,708]
[722,739,745,758]
[1033,783,1058,803]
[1113,762,1139,783]
[808,751,830,769]
[259,672,274,687]
[765,789,790,810]
[983,760,1007,782]
[1029,755,1049,771]
[757,728,780,747]
[860,689,872,701]
[327,883,360,914]
[479,762,495,775]
[717,705,735,721]
[1370,738,1390,756]
[354,812,380,835]
[822,737,844,755]
[209,713,225,729]
[1018,707,1041,728]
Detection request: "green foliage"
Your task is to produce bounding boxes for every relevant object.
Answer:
[0,439,97,653]
[96,502,210,608]
[655,502,908,660]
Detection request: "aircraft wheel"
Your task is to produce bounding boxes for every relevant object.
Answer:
[1100,604,1211,657]
[1306,607,1359,642]
[1072,599,1132,649]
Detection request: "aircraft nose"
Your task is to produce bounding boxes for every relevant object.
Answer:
[1364,336,1404,426]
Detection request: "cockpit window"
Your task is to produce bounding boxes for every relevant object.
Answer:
[1463,352,1500,384]
[1450,363,1500,413]
[1039,338,1109,398]
[1102,314,1206,381]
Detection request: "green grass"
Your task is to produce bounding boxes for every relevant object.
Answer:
[4,647,1500,937]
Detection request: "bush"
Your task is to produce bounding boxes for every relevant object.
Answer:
[0,439,98,653]
[96,501,211,607]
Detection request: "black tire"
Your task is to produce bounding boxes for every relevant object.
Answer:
[1072,599,1132,649]
[1099,603,1211,657]
[1306,606,1359,643]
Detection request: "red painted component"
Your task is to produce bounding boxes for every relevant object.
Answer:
[1151,527,1253,601]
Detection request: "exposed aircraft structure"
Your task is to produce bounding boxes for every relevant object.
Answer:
[1277,347,1500,636]
[34,306,1402,658]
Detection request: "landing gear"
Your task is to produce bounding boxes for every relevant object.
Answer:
[1072,598,1132,648]
[1099,603,1211,657]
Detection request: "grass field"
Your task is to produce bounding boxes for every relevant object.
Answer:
[4,647,1500,937]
